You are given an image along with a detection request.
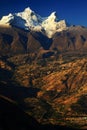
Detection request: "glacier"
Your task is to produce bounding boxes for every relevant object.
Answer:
[0,7,68,38]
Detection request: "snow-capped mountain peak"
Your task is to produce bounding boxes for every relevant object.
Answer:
[17,7,35,18]
[47,12,58,22]
[0,13,14,25]
[0,7,69,37]
[24,7,33,13]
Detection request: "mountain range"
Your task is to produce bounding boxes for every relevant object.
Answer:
[0,7,87,57]
[0,7,68,38]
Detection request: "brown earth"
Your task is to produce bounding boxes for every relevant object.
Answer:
[0,53,87,129]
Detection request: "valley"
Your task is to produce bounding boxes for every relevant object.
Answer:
[0,53,87,129]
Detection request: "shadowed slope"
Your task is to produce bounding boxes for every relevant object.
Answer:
[0,95,77,130]
[0,95,40,130]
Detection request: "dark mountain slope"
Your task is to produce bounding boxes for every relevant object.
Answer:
[0,25,87,57]
[52,26,87,53]
[0,95,77,130]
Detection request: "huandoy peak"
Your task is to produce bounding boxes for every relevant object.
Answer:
[48,11,58,22]
[0,7,68,37]
[24,7,33,13]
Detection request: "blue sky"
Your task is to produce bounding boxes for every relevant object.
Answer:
[0,0,87,26]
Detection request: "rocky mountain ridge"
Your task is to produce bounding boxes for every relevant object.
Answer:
[0,25,87,57]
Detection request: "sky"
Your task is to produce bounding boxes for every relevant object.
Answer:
[0,0,87,26]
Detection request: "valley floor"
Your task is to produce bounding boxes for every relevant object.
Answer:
[0,53,87,129]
